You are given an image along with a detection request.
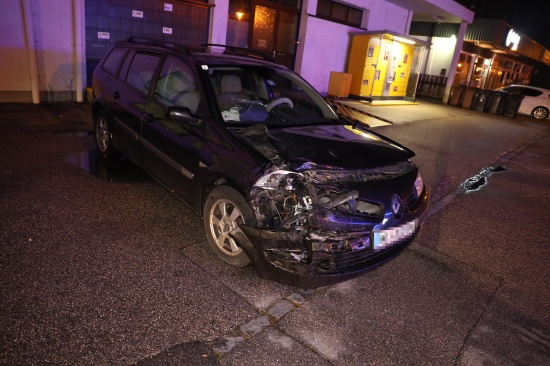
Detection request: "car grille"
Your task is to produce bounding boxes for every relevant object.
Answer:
[333,247,372,271]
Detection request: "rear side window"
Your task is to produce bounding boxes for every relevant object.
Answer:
[125,52,161,93]
[524,88,542,97]
[102,48,128,76]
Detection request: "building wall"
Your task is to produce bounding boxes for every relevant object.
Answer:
[296,0,410,94]
[420,36,457,77]
[0,0,32,101]
[0,0,470,103]
[0,0,85,103]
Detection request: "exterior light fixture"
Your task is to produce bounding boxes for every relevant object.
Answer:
[393,36,415,45]
[236,12,244,20]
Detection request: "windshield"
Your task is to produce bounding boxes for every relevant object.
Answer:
[205,66,339,126]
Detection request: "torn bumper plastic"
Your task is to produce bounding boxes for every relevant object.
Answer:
[231,186,429,288]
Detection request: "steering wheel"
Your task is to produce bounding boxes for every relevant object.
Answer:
[266,97,294,112]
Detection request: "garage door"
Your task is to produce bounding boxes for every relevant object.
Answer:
[85,0,211,86]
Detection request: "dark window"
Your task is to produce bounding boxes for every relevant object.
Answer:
[125,52,161,93]
[347,8,362,25]
[317,0,330,17]
[102,48,128,76]
[524,88,542,97]
[316,0,363,28]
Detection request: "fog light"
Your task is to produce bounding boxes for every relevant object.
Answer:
[414,173,424,197]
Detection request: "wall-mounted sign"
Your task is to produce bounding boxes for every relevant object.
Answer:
[163,27,172,35]
[132,10,144,18]
[97,32,110,39]
[506,29,520,51]
[164,3,173,11]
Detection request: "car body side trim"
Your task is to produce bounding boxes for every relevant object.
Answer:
[140,137,195,179]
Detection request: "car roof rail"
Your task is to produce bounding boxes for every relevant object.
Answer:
[201,43,275,63]
[125,36,193,56]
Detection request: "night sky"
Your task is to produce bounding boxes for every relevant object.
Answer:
[456,0,550,49]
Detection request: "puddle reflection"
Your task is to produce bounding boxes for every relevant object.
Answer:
[463,165,507,192]
[65,150,152,183]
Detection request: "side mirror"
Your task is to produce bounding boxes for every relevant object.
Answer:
[166,106,201,125]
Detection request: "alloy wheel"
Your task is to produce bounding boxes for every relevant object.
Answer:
[208,199,244,257]
[533,107,549,120]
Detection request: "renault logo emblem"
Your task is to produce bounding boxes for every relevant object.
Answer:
[391,194,403,218]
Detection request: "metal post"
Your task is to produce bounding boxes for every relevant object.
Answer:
[442,21,468,104]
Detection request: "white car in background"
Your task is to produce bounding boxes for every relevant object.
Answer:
[497,85,550,120]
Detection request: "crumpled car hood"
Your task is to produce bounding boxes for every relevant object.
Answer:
[263,124,415,170]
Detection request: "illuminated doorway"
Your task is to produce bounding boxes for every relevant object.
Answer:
[227,0,300,69]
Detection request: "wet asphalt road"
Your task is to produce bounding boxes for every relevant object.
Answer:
[1,101,549,365]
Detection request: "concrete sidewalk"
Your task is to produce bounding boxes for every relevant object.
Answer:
[328,96,513,127]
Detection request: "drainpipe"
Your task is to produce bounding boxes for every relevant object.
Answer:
[73,0,84,102]
[21,0,40,104]
[442,21,468,104]
[405,10,413,34]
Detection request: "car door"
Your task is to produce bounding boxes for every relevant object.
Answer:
[109,50,162,165]
[140,55,214,208]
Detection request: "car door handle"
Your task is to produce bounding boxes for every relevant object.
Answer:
[112,91,120,100]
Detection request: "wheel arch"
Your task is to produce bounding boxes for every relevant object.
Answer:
[198,174,253,217]
[91,95,110,120]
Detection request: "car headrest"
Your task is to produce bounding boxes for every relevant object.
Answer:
[220,75,242,94]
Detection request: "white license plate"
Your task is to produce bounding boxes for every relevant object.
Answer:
[373,219,418,251]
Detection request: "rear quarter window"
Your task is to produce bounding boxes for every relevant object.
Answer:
[102,48,128,76]
[524,88,543,97]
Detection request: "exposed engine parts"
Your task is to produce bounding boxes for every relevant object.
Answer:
[233,123,425,277]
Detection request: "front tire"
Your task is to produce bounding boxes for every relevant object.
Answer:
[94,109,116,158]
[203,186,256,267]
[532,106,549,120]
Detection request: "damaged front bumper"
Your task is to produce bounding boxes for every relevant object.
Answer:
[231,186,429,288]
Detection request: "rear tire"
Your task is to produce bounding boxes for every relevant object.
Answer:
[203,186,256,268]
[94,109,116,158]
[532,106,549,120]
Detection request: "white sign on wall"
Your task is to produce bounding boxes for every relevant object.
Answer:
[163,27,173,35]
[506,29,520,51]
[164,3,173,12]
[97,32,110,40]
[132,10,144,18]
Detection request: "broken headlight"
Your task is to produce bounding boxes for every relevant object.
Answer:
[250,170,311,229]
[253,169,303,191]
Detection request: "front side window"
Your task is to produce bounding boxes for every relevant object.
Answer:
[154,56,202,116]
[207,66,339,126]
